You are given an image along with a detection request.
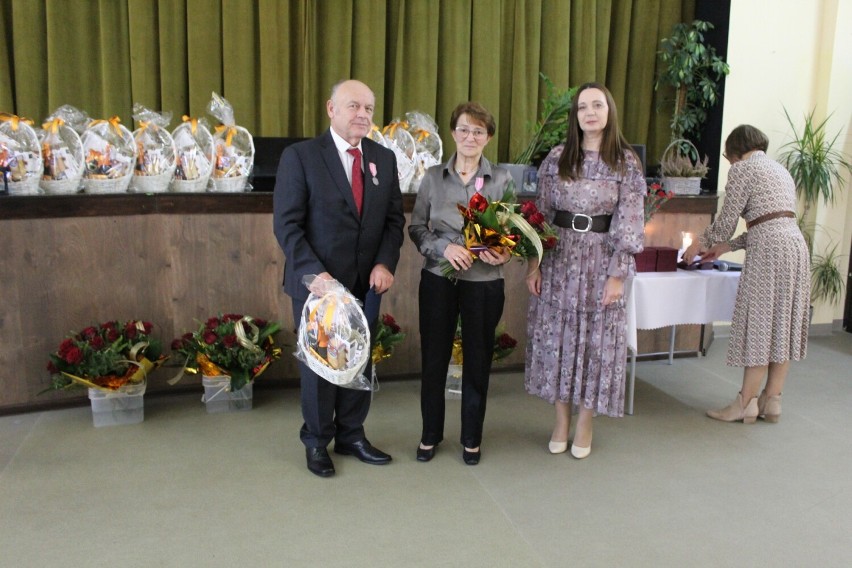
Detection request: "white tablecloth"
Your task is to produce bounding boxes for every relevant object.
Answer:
[624,269,741,414]
[626,269,741,351]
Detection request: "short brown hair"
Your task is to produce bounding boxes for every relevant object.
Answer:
[449,102,496,136]
[725,125,769,159]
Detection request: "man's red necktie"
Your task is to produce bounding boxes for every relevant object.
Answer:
[346,148,364,215]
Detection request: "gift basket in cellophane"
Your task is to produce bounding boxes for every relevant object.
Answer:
[208,92,254,192]
[381,119,417,193]
[296,275,374,391]
[80,115,136,194]
[38,105,86,195]
[129,104,176,194]
[0,113,43,195]
[404,111,443,193]
[170,115,214,193]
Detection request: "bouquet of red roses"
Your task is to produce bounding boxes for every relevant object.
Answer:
[645,181,673,223]
[371,313,406,365]
[44,320,165,393]
[442,184,558,278]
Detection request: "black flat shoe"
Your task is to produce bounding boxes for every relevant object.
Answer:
[462,448,481,465]
[416,444,437,462]
[305,447,335,477]
[334,439,392,465]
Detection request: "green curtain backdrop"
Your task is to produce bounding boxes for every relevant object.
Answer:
[0,0,693,166]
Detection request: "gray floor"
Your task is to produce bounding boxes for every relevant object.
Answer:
[2,333,851,567]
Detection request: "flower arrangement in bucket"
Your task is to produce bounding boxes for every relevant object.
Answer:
[42,320,166,427]
[447,319,517,398]
[171,314,282,411]
[371,313,406,365]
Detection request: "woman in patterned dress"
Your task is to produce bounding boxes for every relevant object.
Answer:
[525,83,645,458]
[684,125,809,424]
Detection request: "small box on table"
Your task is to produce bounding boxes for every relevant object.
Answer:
[655,247,678,272]
[635,247,658,272]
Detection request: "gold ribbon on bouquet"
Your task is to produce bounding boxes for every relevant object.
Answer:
[381,121,409,139]
[411,129,431,143]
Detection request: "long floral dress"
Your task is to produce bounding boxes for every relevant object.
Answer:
[525,145,645,417]
[698,151,809,367]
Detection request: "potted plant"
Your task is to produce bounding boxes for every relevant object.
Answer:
[659,138,709,195]
[513,74,578,166]
[171,314,282,413]
[779,108,852,305]
[655,19,730,144]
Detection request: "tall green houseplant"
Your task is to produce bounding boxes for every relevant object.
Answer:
[513,74,578,166]
[655,19,730,144]
[779,108,852,305]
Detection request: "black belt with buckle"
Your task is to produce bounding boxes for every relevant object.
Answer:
[552,210,612,233]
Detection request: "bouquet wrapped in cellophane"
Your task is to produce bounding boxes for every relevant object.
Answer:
[38,105,87,195]
[130,103,176,193]
[208,92,254,192]
[0,113,43,195]
[404,111,442,194]
[441,183,558,279]
[81,115,136,193]
[381,119,416,193]
[170,115,214,192]
[296,275,374,391]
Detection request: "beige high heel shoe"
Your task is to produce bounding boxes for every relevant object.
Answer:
[757,391,782,423]
[706,393,758,424]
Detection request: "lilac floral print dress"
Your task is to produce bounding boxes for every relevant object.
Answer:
[525,145,645,417]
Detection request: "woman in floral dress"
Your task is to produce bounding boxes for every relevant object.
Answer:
[684,125,809,424]
[525,83,645,459]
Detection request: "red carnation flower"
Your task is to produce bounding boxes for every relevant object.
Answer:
[106,327,120,342]
[542,235,558,250]
[80,326,98,341]
[206,317,221,329]
[58,338,76,356]
[222,335,238,349]
[203,331,218,345]
[89,336,105,350]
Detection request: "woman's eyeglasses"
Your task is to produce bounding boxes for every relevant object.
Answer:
[454,126,488,140]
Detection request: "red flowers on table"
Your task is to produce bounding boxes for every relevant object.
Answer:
[645,181,674,223]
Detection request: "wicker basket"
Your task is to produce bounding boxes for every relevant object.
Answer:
[130,167,175,194]
[40,176,82,195]
[6,177,42,195]
[210,175,248,193]
[170,175,210,193]
[660,139,707,195]
[662,176,702,195]
[82,172,133,194]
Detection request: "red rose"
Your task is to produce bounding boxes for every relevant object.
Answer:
[62,346,84,365]
[58,338,76,356]
[80,326,98,341]
[124,321,138,339]
[468,192,488,213]
[529,212,545,226]
[206,317,221,329]
[203,331,218,345]
[106,327,120,342]
[100,321,117,331]
[520,201,538,216]
[542,235,557,250]
[89,336,105,350]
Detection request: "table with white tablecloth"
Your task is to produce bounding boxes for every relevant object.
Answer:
[624,269,741,414]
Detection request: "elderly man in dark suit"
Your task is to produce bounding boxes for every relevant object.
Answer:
[273,79,405,478]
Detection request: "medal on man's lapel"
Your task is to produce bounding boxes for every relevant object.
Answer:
[369,162,379,186]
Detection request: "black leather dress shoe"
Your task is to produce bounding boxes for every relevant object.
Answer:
[334,439,392,465]
[463,449,481,465]
[306,447,335,477]
[416,443,437,462]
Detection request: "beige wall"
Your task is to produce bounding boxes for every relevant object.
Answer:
[718,0,852,325]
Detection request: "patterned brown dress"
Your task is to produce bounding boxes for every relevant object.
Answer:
[699,151,809,367]
[525,146,645,417]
